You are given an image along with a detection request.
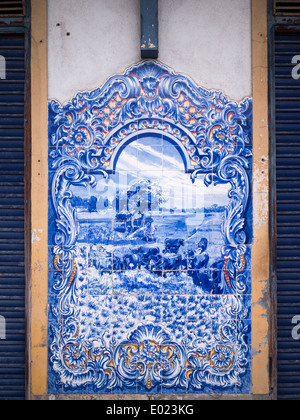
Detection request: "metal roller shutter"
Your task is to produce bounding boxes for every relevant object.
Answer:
[275,30,300,400]
[0,33,25,401]
[275,0,300,15]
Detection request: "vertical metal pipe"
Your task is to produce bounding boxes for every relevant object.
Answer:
[140,0,159,59]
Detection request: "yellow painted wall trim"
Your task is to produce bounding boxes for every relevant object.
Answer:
[30,0,48,399]
[251,0,271,396]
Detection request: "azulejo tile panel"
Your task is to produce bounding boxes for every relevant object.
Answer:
[48,61,253,394]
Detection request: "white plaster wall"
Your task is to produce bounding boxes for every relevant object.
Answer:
[48,0,251,104]
[159,0,251,101]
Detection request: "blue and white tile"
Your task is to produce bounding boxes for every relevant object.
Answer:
[47,61,252,395]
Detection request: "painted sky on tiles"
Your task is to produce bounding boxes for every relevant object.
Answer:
[48,62,252,395]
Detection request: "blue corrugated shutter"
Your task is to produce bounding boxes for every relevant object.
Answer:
[275,31,300,400]
[0,33,25,400]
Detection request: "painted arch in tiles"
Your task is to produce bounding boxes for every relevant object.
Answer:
[48,61,252,394]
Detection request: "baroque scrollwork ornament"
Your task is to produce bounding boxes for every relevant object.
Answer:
[48,62,252,394]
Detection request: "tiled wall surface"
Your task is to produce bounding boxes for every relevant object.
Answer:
[47,62,253,394]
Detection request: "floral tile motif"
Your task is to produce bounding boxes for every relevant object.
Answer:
[48,61,252,394]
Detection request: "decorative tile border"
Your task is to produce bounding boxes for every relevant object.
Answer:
[48,61,252,394]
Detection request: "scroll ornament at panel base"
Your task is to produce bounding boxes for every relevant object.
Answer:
[48,61,252,394]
